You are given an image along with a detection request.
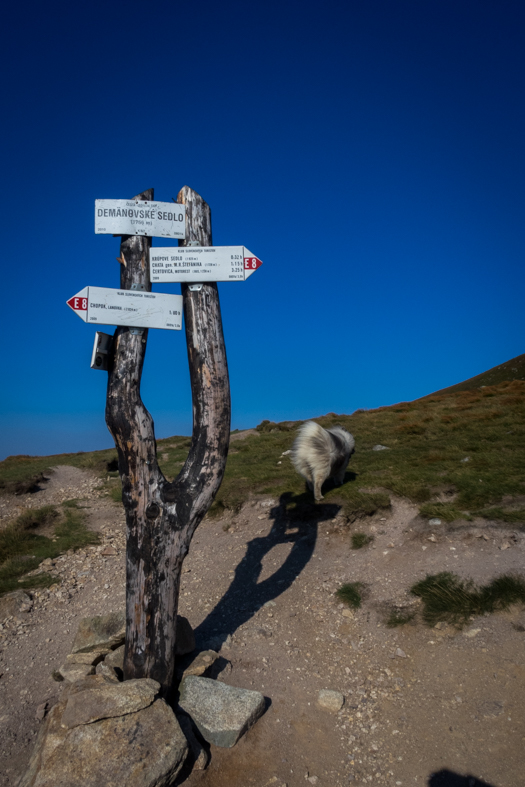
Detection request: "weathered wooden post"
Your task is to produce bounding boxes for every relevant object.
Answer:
[105,186,230,697]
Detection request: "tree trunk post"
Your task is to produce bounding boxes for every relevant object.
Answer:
[105,186,230,697]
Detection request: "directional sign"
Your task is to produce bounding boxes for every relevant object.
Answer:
[67,287,183,330]
[150,246,263,283]
[95,199,186,239]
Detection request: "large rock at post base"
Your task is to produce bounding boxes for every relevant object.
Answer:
[178,676,266,748]
[17,676,188,787]
[61,677,160,728]
[58,652,107,683]
[71,612,126,654]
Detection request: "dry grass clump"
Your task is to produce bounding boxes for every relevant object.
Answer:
[410,572,525,627]
[335,582,364,609]
[351,532,374,549]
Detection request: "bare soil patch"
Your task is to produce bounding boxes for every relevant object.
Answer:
[1,467,524,787]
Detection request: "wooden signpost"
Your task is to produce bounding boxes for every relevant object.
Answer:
[68,184,256,696]
[101,186,231,696]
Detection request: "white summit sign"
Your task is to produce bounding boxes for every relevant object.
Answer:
[149,246,263,282]
[95,199,186,238]
[66,287,183,330]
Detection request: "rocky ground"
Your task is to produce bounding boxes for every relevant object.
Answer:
[1,464,524,787]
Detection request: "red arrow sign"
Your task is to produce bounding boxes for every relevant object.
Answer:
[67,294,88,311]
[243,256,263,272]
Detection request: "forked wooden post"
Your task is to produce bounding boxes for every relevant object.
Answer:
[105,186,230,697]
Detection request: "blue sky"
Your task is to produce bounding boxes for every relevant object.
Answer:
[1,0,524,459]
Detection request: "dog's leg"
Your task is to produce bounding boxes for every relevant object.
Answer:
[313,472,324,501]
[334,469,345,486]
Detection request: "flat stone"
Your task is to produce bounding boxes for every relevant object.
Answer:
[317,689,345,712]
[18,696,187,787]
[372,445,389,451]
[58,664,96,683]
[61,678,160,728]
[181,650,218,678]
[70,612,125,654]
[179,676,265,748]
[65,653,106,666]
[0,590,32,620]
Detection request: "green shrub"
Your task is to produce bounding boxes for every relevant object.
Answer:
[351,532,374,549]
[335,582,364,609]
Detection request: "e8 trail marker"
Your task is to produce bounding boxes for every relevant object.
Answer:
[150,246,263,283]
[66,286,183,330]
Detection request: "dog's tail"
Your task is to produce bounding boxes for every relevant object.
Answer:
[291,421,331,469]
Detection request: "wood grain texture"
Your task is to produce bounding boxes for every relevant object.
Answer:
[105,186,231,697]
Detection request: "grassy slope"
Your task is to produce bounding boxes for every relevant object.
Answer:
[0,503,99,596]
[1,375,524,528]
[209,378,525,524]
[420,353,525,398]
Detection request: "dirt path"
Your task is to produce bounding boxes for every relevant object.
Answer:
[1,467,524,787]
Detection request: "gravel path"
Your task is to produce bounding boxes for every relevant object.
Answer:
[1,467,524,787]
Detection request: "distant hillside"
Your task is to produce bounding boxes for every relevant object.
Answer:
[421,353,525,398]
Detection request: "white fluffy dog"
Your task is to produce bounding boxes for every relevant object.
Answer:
[291,421,355,501]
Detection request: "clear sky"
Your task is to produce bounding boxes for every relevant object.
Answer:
[1,0,524,460]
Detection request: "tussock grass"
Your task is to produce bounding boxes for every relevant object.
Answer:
[472,507,525,526]
[15,506,60,531]
[410,572,525,627]
[386,610,416,627]
[335,582,364,609]
[351,532,374,549]
[62,499,80,509]
[0,505,99,596]
[419,502,472,523]
[255,420,293,433]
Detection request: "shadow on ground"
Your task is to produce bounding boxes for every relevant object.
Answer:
[193,492,340,649]
[428,769,498,786]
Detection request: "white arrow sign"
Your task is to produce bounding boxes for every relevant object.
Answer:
[149,246,263,283]
[66,287,183,330]
[95,199,186,239]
